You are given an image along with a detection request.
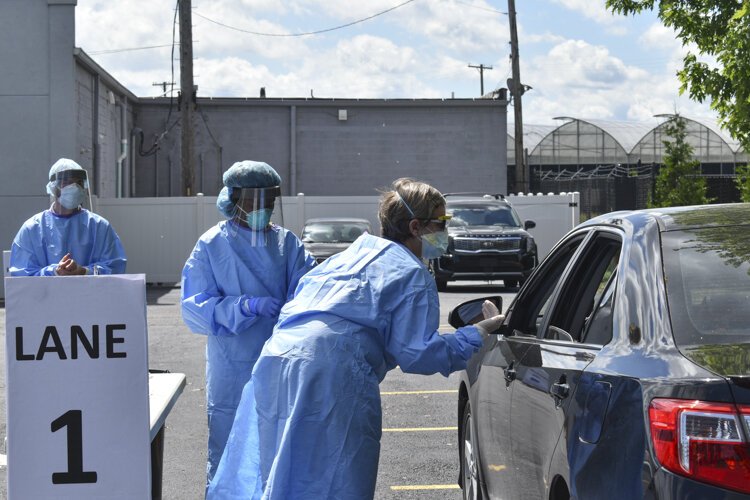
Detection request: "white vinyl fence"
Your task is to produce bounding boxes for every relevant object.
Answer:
[2,192,580,292]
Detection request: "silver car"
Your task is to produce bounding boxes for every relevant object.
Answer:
[301,217,372,264]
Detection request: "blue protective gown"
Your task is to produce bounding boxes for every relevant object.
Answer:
[181,221,315,483]
[10,208,126,276]
[208,233,483,500]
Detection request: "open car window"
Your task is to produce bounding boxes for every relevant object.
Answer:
[546,231,622,343]
[507,232,588,337]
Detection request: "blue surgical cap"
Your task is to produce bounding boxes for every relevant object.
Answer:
[216,161,282,218]
[46,158,85,196]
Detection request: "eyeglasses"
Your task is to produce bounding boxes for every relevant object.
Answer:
[421,215,452,230]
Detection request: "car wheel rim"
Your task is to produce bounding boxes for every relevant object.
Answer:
[463,418,479,500]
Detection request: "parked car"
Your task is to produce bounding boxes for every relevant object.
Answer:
[300,217,372,264]
[431,193,537,291]
[452,203,750,499]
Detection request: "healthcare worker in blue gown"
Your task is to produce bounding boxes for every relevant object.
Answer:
[208,178,505,500]
[10,158,126,276]
[181,160,315,486]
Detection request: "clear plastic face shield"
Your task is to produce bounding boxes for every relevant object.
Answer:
[48,169,92,213]
[229,186,283,246]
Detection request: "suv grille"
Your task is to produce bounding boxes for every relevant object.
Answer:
[454,236,521,252]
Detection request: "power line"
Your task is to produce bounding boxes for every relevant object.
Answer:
[452,0,507,15]
[89,44,174,55]
[193,0,417,37]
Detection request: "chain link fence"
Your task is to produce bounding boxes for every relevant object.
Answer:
[533,164,743,221]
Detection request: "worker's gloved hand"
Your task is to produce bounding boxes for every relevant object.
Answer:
[475,314,505,339]
[242,296,283,318]
[482,300,501,319]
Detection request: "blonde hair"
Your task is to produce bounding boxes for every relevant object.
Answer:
[379,178,445,242]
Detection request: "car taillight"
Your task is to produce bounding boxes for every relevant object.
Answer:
[649,398,750,494]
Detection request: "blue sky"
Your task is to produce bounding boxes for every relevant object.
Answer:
[76,0,716,126]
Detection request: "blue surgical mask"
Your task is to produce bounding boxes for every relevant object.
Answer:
[59,184,86,210]
[245,208,273,230]
[421,230,448,259]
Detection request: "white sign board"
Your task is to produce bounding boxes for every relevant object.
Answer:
[5,274,151,499]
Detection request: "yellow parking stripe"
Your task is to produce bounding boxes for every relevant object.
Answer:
[380,389,457,395]
[383,426,457,432]
[391,484,460,491]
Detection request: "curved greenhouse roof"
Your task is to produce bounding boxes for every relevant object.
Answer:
[510,115,747,169]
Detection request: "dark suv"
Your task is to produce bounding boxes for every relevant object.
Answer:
[430,193,537,291]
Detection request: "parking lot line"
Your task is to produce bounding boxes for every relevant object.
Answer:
[382,426,457,432]
[380,389,457,395]
[390,484,460,491]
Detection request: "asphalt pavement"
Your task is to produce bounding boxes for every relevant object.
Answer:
[0,280,516,499]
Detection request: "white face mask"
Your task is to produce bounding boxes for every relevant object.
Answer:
[59,184,86,210]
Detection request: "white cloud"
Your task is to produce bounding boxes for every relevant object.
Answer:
[550,0,628,34]
[519,38,711,125]
[524,32,567,44]
[74,0,716,121]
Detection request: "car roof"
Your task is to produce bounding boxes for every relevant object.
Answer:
[445,194,512,206]
[303,217,372,225]
[582,203,750,232]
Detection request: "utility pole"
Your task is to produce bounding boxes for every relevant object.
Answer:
[468,63,493,96]
[152,81,175,95]
[508,0,527,193]
[179,0,195,196]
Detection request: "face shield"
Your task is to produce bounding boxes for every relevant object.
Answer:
[229,186,283,246]
[47,169,92,211]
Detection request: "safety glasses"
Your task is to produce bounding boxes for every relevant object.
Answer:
[422,215,452,231]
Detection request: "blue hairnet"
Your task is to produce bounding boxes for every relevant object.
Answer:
[216,161,282,218]
[46,158,85,196]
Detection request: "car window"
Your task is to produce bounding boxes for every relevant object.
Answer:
[662,227,750,346]
[546,232,622,342]
[301,222,370,243]
[580,269,617,345]
[447,203,521,228]
[507,232,588,337]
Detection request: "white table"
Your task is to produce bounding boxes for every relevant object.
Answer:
[148,372,187,500]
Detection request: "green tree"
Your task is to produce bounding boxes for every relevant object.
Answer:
[605,1,750,152]
[650,115,709,207]
[735,163,750,202]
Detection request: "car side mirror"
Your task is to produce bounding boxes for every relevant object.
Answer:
[448,296,503,329]
[524,220,536,230]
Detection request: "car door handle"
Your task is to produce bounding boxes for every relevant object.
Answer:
[550,382,569,408]
[503,363,516,388]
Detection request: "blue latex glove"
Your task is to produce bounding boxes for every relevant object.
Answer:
[242,296,283,318]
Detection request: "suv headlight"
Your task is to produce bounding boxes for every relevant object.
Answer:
[525,236,536,252]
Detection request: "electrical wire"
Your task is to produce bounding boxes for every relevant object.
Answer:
[89,44,174,55]
[193,0,417,37]
[135,0,180,157]
[452,0,506,15]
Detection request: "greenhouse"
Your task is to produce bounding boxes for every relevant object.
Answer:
[508,115,748,175]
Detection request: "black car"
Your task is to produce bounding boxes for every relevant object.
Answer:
[453,203,750,499]
[431,194,537,291]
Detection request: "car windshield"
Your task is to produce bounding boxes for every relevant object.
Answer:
[662,226,750,348]
[447,203,521,228]
[301,221,370,243]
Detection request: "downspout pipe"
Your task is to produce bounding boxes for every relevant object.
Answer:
[116,96,128,198]
[290,105,297,195]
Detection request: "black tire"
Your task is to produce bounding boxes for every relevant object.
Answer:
[429,261,448,291]
[504,279,518,289]
[460,402,483,500]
